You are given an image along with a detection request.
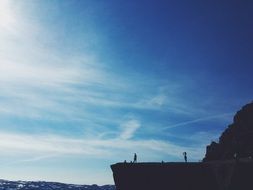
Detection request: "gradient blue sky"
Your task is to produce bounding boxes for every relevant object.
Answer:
[0,0,252,185]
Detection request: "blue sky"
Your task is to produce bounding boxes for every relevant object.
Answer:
[0,0,252,185]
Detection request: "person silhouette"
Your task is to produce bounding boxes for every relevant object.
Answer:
[134,153,137,163]
[183,152,187,163]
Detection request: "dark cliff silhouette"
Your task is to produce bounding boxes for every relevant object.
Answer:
[111,162,218,190]
[204,102,253,161]
[111,102,253,190]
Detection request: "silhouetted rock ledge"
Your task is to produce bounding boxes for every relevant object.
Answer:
[204,102,253,161]
[111,161,253,190]
[111,102,253,190]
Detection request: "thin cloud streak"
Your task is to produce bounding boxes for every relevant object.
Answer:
[163,113,234,130]
[0,131,204,162]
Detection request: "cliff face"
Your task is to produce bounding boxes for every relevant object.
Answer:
[111,162,253,190]
[111,103,253,190]
[111,163,217,190]
[203,102,253,161]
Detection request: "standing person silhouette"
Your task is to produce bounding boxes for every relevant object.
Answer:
[183,152,187,163]
[134,153,137,163]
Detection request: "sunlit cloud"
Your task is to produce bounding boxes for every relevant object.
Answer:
[119,119,141,140]
[0,0,17,32]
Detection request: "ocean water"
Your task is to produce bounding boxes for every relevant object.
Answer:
[0,179,115,190]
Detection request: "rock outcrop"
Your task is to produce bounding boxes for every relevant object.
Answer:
[111,162,253,190]
[203,102,253,161]
[111,102,253,190]
[111,162,218,190]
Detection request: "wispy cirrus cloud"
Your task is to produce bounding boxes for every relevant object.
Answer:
[119,119,141,140]
[0,131,204,162]
[163,112,233,130]
[0,8,221,123]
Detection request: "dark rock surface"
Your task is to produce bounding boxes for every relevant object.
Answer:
[0,179,115,190]
[203,102,253,161]
[111,161,253,190]
[112,162,218,190]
